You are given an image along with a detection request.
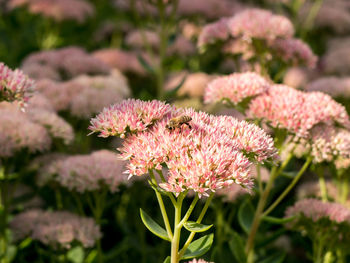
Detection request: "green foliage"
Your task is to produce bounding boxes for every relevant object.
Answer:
[181,233,214,260]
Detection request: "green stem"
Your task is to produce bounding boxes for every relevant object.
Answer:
[340,176,348,204]
[156,170,176,206]
[318,170,328,202]
[178,195,199,227]
[263,157,312,217]
[156,0,167,100]
[178,192,215,259]
[245,151,295,261]
[301,0,323,38]
[171,193,185,263]
[149,170,173,239]
[314,237,325,263]
[55,189,63,210]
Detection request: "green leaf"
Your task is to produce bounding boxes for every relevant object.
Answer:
[67,246,84,263]
[181,233,214,260]
[184,221,213,233]
[140,208,170,241]
[258,252,286,263]
[229,231,247,263]
[238,199,255,233]
[163,256,171,263]
[262,215,297,224]
[19,237,32,249]
[85,250,97,263]
[137,55,155,74]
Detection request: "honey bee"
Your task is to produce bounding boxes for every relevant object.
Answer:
[166,115,192,131]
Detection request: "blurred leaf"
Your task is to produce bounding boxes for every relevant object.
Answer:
[262,215,297,224]
[258,252,286,263]
[137,55,155,74]
[67,246,84,263]
[181,233,214,260]
[229,231,247,263]
[19,237,32,249]
[85,250,97,263]
[5,245,17,262]
[184,221,213,233]
[163,256,171,263]
[280,171,298,179]
[140,208,170,241]
[238,199,255,233]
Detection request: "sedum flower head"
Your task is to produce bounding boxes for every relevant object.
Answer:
[89,99,175,138]
[38,150,127,193]
[204,72,270,106]
[0,62,35,107]
[248,85,350,138]
[186,259,214,263]
[10,209,101,249]
[108,102,277,197]
[227,8,294,41]
[269,38,317,68]
[306,77,350,98]
[198,18,230,48]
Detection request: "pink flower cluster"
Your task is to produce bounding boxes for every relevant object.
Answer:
[0,99,73,156]
[89,99,175,138]
[8,0,94,23]
[36,70,130,118]
[198,8,317,68]
[297,180,339,201]
[286,198,350,224]
[90,100,277,196]
[92,48,152,75]
[269,38,317,68]
[248,85,350,138]
[37,150,127,193]
[186,259,213,263]
[10,209,101,249]
[204,72,270,106]
[0,62,35,107]
[306,77,350,98]
[22,47,110,80]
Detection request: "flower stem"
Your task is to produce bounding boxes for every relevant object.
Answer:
[149,170,173,239]
[262,157,312,217]
[318,170,328,202]
[178,192,215,259]
[245,151,294,260]
[171,193,185,263]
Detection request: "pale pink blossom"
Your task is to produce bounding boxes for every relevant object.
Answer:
[89,99,175,138]
[198,18,230,48]
[92,48,151,75]
[40,150,127,193]
[10,209,101,249]
[21,63,60,80]
[269,38,317,68]
[8,0,94,23]
[306,77,350,98]
[21,47,110,80]
[228,8,294,41]
[0,62,35,107]
[126,30,160,50]
[286,198,350,224]
[204,72,270,106]
[323,40,350,76]
[248,85,350,138]
[283,67,313,89]
[297,180,339,201]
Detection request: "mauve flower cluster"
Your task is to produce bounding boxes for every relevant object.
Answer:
[323,38,350,76]
[286,198,350,224]
[36,70,130,118]
[8,0,94,23]
[306,77,350,98]
[90,99,277,196]
[37,150,127,193]
[92,48,152,75]
[0,62,34,106]
[22,47,110,80]
[283,67,317,89]
[0,99,73,156]
[165,72,217,98]
[204,72,270,106]
[198,8,317,68]
[10,209,101,249]
[248,85,350,138]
